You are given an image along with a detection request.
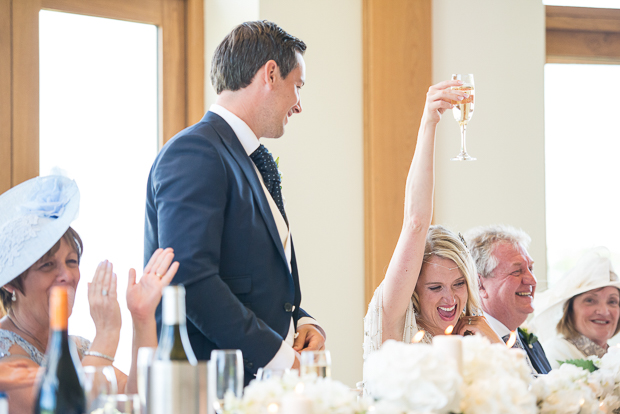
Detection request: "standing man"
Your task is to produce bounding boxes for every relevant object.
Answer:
[144,21,325,383]
[464,225,552,375]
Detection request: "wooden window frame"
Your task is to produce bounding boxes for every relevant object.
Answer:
[547,5,620,64]
[0,0,204,192]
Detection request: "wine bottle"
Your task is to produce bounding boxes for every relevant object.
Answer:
[34,286,86,414]
[155,285,197,364]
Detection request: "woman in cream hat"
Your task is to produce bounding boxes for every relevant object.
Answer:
[531,248,620,368]
[0,175,179,413]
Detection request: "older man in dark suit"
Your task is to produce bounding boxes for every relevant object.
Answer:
[144,21,325,384]
[465,225,552,375]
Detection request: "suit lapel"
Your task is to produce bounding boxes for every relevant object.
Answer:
[202,112,289,270]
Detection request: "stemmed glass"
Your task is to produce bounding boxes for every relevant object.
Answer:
[450,74,476,161]
[209,350,243,413]
[83,365,117,412]
[300,350,332,378]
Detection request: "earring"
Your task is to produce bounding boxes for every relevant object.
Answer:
[11,290,16,302]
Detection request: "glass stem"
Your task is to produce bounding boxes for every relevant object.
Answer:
[460,123,468,155]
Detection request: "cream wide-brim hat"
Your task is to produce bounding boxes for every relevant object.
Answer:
[0,175,80,287]
[530,247,620,343]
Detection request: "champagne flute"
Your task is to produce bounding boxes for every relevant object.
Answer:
[209,350,243,413]
[300,350,331,378]
[450,74,476,161]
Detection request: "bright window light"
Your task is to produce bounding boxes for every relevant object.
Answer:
[544,64,620,288]
[40,10,158,373]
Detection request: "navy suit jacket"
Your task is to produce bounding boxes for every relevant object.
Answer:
[144,111,309,383]
[518,328,552,375]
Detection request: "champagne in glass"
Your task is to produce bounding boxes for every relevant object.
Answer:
[300,350,332,378]
[450,74,476,161]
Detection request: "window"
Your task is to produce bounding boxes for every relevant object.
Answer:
[544,4,620,287]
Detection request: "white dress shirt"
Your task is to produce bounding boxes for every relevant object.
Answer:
[209,104,322,370]
[483,311,536,375]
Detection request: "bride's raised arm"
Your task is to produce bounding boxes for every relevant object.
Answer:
[381,80,468,341]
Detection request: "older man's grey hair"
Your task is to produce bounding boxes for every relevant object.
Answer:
[463,224,531,279]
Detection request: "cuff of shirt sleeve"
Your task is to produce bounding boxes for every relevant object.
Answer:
[263,341,296,371]
[297,317,326,339]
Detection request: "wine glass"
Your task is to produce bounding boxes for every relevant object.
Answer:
[300,350,331,378]
[104,394,141,414]
[136,347,155,413]
[83,365,117,412]
[450,74,476,161]
[209,350,243,413]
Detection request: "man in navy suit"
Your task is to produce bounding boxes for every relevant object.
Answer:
[144,21,325,383]
[465,225,552,375]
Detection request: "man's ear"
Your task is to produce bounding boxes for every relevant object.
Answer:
[261,60,279,88]
[478,274,489,299]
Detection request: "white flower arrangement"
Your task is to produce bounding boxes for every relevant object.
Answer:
[364,340,462,414]
[224,370,368,414]
[531,363,602,414]
[586,347,620,412]
[364,336,535,414]
[460,335,536,414]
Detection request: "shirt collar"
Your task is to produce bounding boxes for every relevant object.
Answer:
[483,311,512,338]
[209,104,259,156]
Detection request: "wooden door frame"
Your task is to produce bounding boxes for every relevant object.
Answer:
[363,0,432,304]
[0,0,204,192]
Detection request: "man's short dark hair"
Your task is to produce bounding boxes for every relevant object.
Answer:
[210,20,306,94]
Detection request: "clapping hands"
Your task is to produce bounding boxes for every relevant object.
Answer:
[126,248,179,322]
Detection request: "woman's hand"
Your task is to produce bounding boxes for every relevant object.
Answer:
[126,248,179,322]
[454,315,503,344]
[0,358,38,390]
[88,260,122,337]
[421,79,469,127]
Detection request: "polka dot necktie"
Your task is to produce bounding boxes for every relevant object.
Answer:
[249,144,287,223]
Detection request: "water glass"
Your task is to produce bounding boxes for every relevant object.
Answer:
[209,350,243,413]
[300,350,331,378]
[255,368,287,381]
[83,365,117,412]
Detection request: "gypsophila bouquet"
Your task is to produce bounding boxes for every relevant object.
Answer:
[364,340,462,414]
[532,363,602,414]
[223,370,368,414]
[460,335,536,414]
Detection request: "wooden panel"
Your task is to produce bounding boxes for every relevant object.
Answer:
[547,29,620,62]
[363,0,432,304]
[12,0,41,186]
[0,0,11,193]
[41,0,162,24]
[186,0,205,125]
[161,0,187,144]
[547,5,620,33]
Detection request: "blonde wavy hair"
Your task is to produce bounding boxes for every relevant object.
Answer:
[411,225,482,317]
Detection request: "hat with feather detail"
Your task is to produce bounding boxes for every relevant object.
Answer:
[0,175,79,287]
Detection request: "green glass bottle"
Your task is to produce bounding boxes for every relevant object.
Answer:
[155,285,197,364]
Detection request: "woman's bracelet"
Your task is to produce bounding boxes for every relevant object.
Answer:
[83,351,115,362]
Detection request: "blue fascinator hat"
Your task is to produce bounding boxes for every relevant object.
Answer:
[0,175,80,287]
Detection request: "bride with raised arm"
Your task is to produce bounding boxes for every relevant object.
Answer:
[363,80,501,358]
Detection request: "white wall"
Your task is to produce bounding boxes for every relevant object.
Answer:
[432,0,548,284]
[204,0,365,387]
